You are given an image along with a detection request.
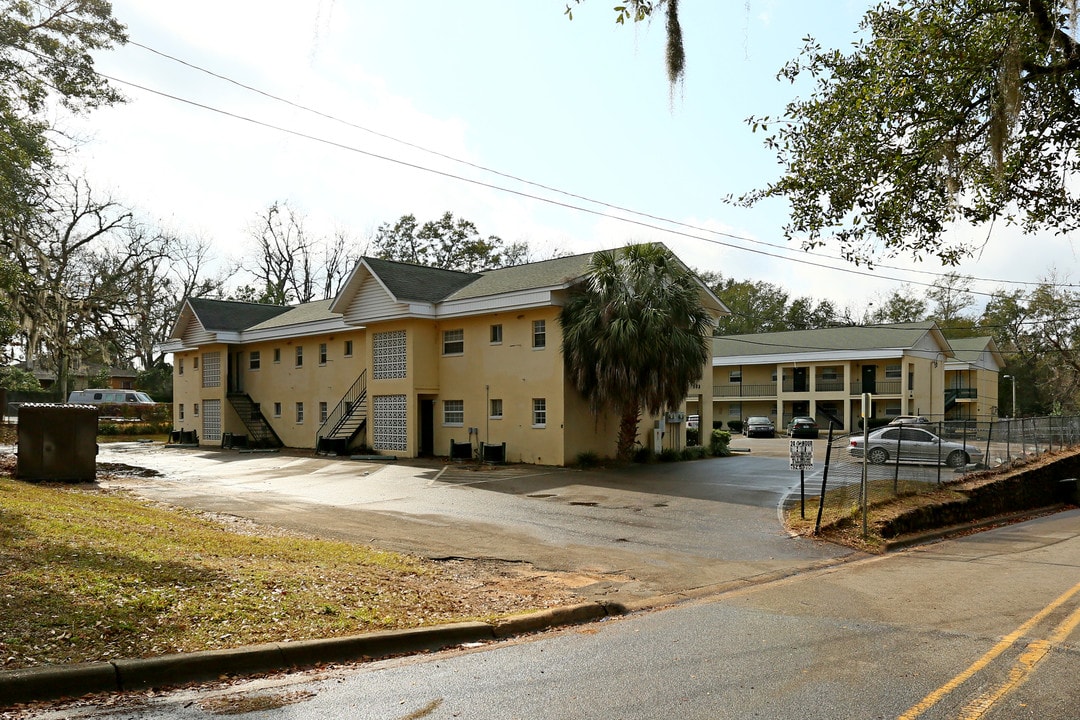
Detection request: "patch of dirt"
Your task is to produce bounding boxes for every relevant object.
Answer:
[96,462,163,478]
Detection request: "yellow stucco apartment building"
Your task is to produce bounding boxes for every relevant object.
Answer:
[164,249,1003,462]
[704,322,1004,433]
[162,250,727,465]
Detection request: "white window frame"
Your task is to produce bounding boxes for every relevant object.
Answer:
[296,402,304,424]
[273,402,282,417]
[319,343,328,365]
[344,340,353,357]
[532,320,546,349]
[490,324,503,344]
[532,398,547,428]
[729,369,742,383]
[249,351,261,371]
[295,346,304,368]
[443,329,464,356]
[319,401,328,423]
[443,399,464,426]
[489,398,503,419]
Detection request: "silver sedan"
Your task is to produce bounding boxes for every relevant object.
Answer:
[849,425,983,468]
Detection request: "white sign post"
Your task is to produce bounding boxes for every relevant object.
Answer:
[790,439,814,518]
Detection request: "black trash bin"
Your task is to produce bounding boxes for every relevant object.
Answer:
[17,403,98,482]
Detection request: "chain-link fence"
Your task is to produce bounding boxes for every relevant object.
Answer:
[809,416,1080,532]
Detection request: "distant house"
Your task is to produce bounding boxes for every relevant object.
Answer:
[161,249,727,463]
[708,322,1002,431]
[12,360,138,392]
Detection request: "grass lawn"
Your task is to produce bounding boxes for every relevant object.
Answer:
[0,474,571,671]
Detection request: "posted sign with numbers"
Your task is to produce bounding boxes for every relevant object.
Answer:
[789,439,814,470]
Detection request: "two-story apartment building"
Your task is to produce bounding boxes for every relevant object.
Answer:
[163,250,727,465]
[943,336,1006,420]
[706,322,1002,432]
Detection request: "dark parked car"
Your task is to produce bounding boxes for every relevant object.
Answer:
[745,416,775,438]
[849,426,983,468]
[787,416,820,438]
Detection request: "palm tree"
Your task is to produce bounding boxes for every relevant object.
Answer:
[559,243,712,461]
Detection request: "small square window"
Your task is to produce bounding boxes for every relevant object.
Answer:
[249,351,261,370]
[490,324,503,344]
[490,398,503,419]
[295,346,304,367]
[273,402,282,417]
[886,364,902,379]
[443,399,464,426]
[532,398,547,427]
[443,329,464,355]
[344,340,353,357]
[532,320,546,349]
[273,348,281,363]
[296,402,304,423]
[729,370,742,383]
[319,343,328,365]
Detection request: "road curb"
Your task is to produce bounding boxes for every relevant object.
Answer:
[0,606,617,708]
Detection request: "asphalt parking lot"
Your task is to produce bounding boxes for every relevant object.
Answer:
[89,438,853,604]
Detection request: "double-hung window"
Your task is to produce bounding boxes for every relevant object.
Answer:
[532,398,547,427]
[443,400,464,426]
[443,329,464,355]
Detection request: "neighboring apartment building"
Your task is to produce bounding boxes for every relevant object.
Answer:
[943,336,1006,420]
[162,250,727,465]
[709,322,1002,432]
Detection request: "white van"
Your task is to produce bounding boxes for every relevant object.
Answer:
[67,389,156,405]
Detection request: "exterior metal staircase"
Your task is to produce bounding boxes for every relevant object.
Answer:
[316,370,368,455]
[226,392,283,448]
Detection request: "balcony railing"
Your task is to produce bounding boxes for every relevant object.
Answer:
[713,383,778,398]
[850,380,902,395]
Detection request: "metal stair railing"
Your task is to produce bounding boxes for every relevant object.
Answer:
[226,392,283,448]
[317,370,368,452]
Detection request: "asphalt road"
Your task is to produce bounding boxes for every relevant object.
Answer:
[23,507,1080,719]
[93,438,850,603]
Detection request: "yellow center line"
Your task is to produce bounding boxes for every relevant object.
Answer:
[897,579,1080,720]
[957,601,1080,719]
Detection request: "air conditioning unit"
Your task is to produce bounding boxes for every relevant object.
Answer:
[665,411,686,423]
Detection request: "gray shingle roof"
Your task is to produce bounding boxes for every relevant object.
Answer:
[444,253,595,301]
[246,299,338,330]
[945,336,994,363]
[187,298,291,332]
[363,257,481,303]
[713,321,942,357]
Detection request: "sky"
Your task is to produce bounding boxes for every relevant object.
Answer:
[63,0,1080,316]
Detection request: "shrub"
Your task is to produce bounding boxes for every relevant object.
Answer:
[710,429,732,457]
[574,451,601,469]
[727,420,744,434]
[658,448,679,462]
[680,446,708,461]
[633,446,654,463]
[686,428,700,446]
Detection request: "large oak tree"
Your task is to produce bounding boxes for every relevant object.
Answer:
[571,0,1080,265]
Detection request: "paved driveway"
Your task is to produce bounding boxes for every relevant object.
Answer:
[95,438,852,604]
